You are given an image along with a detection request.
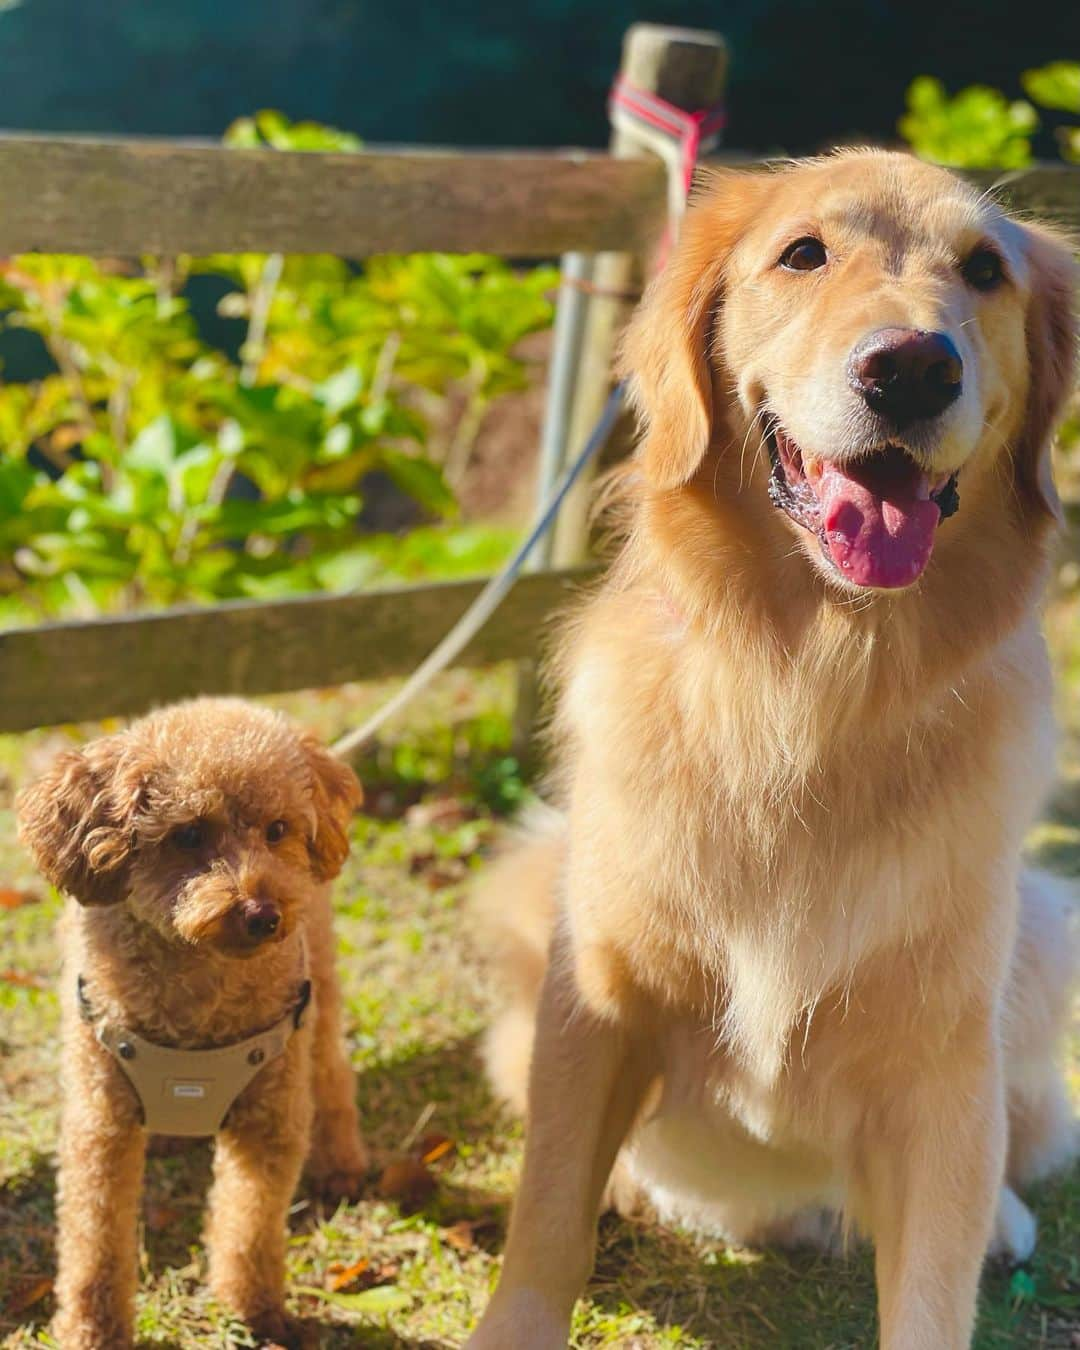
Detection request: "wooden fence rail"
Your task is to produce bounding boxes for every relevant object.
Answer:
[0,136,1077,259]
[0,137,667,257]
[0,567,595,733]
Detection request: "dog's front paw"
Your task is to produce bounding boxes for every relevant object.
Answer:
[248,1307,315,1349]
[307,1129,371,1205]
[52,1310,134,1350]
[989,1185,1037,1265]
[311,1168,367,1205]
[308,1161,371,1205]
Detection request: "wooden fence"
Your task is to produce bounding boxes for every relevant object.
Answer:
[1,24,1079,734]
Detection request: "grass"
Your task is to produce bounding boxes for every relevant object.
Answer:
[0,638,1078,1349]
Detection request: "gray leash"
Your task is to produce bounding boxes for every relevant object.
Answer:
[331,380,626,760]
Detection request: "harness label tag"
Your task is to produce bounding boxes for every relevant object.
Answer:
[171,1082,208,1099]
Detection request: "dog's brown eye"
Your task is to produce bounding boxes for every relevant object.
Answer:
[266,819,288,844]
[172,822,206,850]
[779,237,827,272]
[962,247,1005,292]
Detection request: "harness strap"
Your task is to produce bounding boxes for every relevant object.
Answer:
[79,974,312,1137]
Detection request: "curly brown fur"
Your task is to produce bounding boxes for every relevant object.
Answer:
[17,697,368,1350]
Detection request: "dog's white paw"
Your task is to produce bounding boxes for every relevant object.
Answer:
[989,1185,1037,1264]
[755,1206,843,1255]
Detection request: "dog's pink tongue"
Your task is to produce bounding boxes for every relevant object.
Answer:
[817,458,940,589]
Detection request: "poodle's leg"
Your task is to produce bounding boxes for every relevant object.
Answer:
[53,1023,146,1350]
[205,1038,312,1346]
[304,891,368,1202]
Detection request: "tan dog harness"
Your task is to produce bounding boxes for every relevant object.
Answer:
[78,974,311,1137]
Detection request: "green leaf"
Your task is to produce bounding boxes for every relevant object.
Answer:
[379,450,457,518]
[1057,125,1080,164]
[223,110,363,154]
[294,1284,411,1314]
[1022,62,1080,115]
[899,77,1037,168]
[315,364,364,414]
[126,414,194,473]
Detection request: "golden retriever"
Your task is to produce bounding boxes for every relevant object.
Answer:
[467,150,1078,1350]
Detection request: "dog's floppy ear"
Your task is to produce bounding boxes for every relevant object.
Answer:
[1014,221,1078,520]
[16,738,137,906]
[302,736,362,881]
[619,170,771,491]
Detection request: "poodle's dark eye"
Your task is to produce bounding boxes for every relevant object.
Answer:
[172,821,206,850]
[962,246,1005,292]
[266,819,288,844]
[779,237,828,272]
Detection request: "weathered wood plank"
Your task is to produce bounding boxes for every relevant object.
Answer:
[0,136,667,257]
[0,568,597,733]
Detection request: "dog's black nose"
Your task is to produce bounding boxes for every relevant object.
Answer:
[849,329,962,426]
[242,900,281,941]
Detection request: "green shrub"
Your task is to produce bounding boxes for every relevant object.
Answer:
[899,63,1080,168]
[0,112,557,619]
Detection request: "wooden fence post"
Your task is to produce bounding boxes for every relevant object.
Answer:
[549,23,729,566]
[511,24,728,762]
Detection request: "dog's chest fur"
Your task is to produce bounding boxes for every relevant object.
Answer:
[562,594,1056,1135]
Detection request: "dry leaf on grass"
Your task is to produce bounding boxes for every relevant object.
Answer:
[0,888,37,910]
[144,1202,181,1233]
[0,969,44,989]
[418,1132,456,1165]
[326,1257,401,1293]
[376,1156,437,1208]
[6,1276,53,1315]
[442,1220,477,1254]
[327,1257,369,1292]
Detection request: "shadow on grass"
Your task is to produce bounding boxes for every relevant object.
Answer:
[589,1212,879,1350]
[355,1033,504,1161]
[0,1154,56,1335]
[584,1175,1080,1350]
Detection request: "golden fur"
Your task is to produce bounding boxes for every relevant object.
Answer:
[468,151,1079,1350]
[17,698,367,1350]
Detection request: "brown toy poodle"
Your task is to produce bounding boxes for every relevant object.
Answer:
[17,697,369,1349]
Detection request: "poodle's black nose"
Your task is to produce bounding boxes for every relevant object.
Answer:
[848,328,963,426]
[242,899,281,941]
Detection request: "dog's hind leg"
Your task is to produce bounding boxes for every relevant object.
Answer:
[53,1020,146,1350]
[206,1036,313,1348]
[1003,870,1077,1188]
[476,810,565,1115]
[304,889,369,1202]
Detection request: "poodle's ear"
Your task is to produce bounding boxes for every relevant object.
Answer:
[16,738,137,906]
[619,170,772,491]
[1014,220,1078,521]
[302,736,362,881]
